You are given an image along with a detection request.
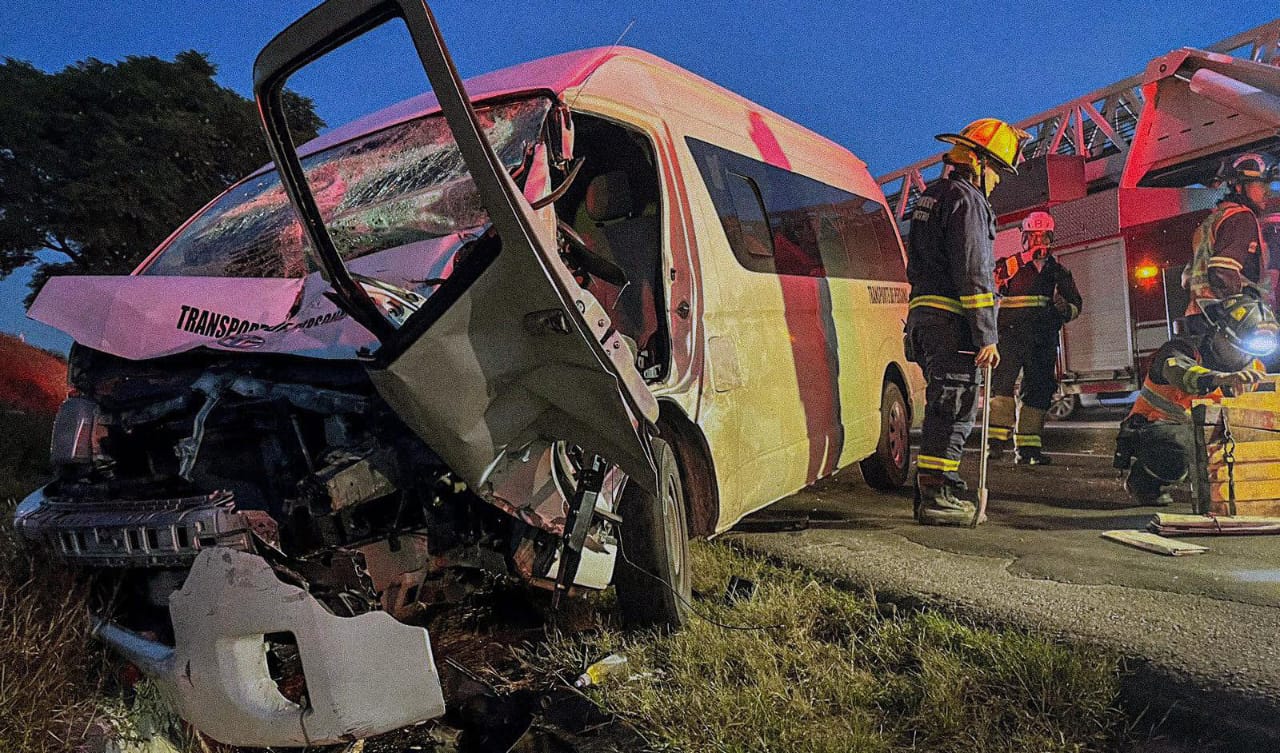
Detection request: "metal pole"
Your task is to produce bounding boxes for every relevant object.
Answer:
[972,362,993,528]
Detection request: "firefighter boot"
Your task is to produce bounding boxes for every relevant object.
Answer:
[1124,467,1172,507]
[988,396,1016,461]
[1014,406,1051,465]
[915,473,983,526]
[1015,446,1052,465]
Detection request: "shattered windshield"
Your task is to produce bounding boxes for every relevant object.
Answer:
[142,97,553,278]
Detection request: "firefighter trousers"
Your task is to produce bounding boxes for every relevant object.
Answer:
[907,308,980,486]
[989,324,1058,448]
[1119,416,1191,498]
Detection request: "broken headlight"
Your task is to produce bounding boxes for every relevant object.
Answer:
[49,395,108,473]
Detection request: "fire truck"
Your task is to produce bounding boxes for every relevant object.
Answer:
[878,20,1280,418]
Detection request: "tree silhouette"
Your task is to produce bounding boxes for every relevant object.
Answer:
[0,51,324,305]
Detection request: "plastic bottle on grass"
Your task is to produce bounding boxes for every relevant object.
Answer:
[574,653,629,688]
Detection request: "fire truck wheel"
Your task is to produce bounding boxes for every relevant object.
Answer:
[1048,391,1079,421]
[615,438,692,630]
[860,381,910,490]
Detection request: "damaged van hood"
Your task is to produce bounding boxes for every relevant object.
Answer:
[27,237,466,362]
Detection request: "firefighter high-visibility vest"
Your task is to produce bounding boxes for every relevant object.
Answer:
[1184,201,1267,317]
[1129,351,1263,423]
[1130,378,1208,424]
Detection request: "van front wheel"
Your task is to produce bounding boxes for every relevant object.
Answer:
[615,438,692,630]
[860,381,910,490]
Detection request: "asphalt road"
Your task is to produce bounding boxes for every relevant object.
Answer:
[729,410,1280,748]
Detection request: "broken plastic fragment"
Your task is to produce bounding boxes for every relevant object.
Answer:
[574,653,629,688]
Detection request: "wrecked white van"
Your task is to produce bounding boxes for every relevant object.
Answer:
[17,0,920,746]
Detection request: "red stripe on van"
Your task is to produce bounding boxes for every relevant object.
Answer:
[749,113,844,482]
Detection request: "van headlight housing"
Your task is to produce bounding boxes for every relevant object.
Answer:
[50,396,107,472]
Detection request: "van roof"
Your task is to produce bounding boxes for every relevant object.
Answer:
[286,46,860,171]
[293,47,617,160]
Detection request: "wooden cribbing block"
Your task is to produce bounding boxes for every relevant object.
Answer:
[1102,530,1208,556]
[1210,499,1280,517]
[1209,440,1280,463]
[1219,392,1280,410]
[1209,460,1280,482]
[1210,478,1280,502]
[1217,406,1280,432]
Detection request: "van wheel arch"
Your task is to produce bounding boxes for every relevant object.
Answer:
[883,363,913,422]
[656,401,719,539]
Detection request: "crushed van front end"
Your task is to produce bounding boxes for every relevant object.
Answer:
[14,344,628,745]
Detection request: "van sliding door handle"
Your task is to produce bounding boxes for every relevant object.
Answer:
[675,301,691,319]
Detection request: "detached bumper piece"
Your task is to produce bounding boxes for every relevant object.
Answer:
[95,548,446,747]
[14,486,252,567]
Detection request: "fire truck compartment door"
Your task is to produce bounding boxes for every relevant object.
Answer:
[1056,239,1133,376]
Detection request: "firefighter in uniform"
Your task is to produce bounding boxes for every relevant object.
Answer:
[1116,290,1278,506]
[988,211,1083,464]
[1183,153,1275,331]
[906,118,1030,526]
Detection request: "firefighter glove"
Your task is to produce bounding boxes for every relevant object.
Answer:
[1053,294,1076,322]
[1211,368,1266,389]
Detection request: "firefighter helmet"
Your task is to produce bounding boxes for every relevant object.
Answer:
[936,118,1031,175]
[1021,211,1055,233]
[1203,289,1279,357]
[1020,211,1055,256]
[1218,153,1275,187]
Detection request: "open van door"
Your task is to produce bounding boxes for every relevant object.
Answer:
[252,0,659,492]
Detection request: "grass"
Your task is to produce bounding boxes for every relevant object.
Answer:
[0,423,110,753]
[531,541,1131,753]
[0,530,106,753]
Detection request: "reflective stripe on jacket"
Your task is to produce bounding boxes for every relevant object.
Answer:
[906,173,998,346]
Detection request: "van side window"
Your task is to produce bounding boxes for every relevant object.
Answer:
[686,137,906,281]
[725,173,775,258]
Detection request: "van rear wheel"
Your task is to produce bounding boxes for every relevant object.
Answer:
[860,381,910,490]
[615,438,692,630]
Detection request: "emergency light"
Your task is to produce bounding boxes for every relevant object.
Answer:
[1134,264,1160,281]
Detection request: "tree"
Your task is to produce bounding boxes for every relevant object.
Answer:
[0,51,324,304]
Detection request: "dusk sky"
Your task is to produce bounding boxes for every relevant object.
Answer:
[0,1,1271,352]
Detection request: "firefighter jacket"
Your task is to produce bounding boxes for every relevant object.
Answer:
[906,173,998,347]
[1184,197,1270,317]
[1128,335,1263,423]
[996,255,1082,332]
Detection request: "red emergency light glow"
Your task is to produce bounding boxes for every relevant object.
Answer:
[1134,264,1160,281]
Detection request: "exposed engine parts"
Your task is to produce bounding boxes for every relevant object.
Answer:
[20,346,623,636]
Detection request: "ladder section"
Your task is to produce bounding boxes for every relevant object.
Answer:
[879,19,1280,224]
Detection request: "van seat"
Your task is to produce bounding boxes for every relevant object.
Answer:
[583,171,660,350]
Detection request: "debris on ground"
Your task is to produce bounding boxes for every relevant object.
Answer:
[574,654,629,688]
[1101,530,1209,556]
[1149,513,1280,536]
[725,575,757,604]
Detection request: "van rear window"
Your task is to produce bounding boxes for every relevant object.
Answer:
[686,137,905,281]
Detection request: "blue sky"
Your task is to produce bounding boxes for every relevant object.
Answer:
[0,1,1271,351]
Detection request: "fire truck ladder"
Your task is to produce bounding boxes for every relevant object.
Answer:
[878,19,1280,222]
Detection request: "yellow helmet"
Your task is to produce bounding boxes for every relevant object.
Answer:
[936,118,1031,174]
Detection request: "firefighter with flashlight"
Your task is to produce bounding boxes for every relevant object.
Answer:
[1183,153,1275,330]
[1116,290,1278,506]
[905,118,1029,526]
[988,211,1082,464]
